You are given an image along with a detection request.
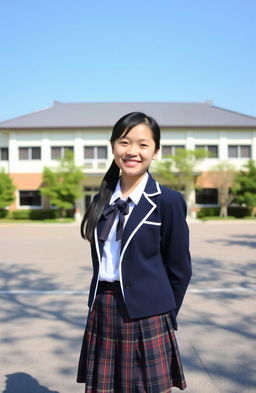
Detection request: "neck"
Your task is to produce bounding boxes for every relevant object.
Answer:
[120,173,147,198]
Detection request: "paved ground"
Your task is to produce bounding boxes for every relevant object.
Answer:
[0,221,255,393]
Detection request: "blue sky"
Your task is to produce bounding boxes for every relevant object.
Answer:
[0,0,255,121]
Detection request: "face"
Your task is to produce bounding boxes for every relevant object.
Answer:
[112,123,159,182]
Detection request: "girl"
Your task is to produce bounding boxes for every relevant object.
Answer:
[77,112,191,392]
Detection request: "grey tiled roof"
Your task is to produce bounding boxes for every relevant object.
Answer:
[0,101,256,129]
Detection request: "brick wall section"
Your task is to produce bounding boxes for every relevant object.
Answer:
[10,173,43,210]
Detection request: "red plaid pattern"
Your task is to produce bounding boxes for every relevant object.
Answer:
[77,285,187,392]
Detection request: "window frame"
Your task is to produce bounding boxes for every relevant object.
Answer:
[50,146,74,160]
[84,145,108,160]
[195,144,219,158]
[0,147,9,161]
[18,190,42,209]
[228,145,251,159]
[18,146,41,160]
[161,145,185,158]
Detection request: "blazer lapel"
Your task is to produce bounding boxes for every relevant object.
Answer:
[121,193,153,249]
[120,174,161,258]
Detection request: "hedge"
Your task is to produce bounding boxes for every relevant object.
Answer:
[11,209,75,220]
[197,206,251,218]
[228,206,251,218]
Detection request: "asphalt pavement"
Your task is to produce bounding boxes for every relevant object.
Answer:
[0,221,255,393]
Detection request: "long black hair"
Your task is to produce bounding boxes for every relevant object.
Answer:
[80,112,161,242]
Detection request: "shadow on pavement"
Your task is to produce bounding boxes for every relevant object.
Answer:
[0,263,91,328]
[207,233,256,248]
[0,263,89,382]
[2,373,60,393]
[180,307,256,393]
[190,256,256,290]
[180,252,256,392]
[1,257,256,393]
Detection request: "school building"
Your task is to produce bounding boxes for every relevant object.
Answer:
[0,101,256,216]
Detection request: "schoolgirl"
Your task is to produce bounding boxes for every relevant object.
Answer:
[77,112,192,392]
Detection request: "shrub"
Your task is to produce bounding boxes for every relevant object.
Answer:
[197,206,251,218]
[11,209,75,220]
[29,209,59,220]
[0,209,8,218]
[197,207,220,218]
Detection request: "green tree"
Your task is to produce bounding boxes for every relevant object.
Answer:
[0,170,16,210]
[154,148,207,215]
[209,161,236,217]
[40,150,84,217]
[233,160,256,217]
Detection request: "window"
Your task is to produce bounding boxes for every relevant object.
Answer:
[161,145,185,158]
[196,188,218,205]
[0,147,8,160]
[240,145,251,158]
[51,146,74,159]
[228,145,251,158]
[195,145,218,158]
[84,146,108,159]
[19,190,42,206]
[228,145,238,158]
[19,147,41,160]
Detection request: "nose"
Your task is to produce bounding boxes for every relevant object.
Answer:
[126,144,138,156]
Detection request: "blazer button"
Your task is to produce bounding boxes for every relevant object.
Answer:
[124,284,131,289]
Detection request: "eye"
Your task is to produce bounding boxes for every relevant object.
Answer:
[140,143,148,147]
[120,140,128,145]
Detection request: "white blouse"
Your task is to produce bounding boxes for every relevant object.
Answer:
[99,172,149,282]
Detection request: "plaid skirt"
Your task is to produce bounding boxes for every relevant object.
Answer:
[77,281,187,393]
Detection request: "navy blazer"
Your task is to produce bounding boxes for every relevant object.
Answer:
[87,173,191,326]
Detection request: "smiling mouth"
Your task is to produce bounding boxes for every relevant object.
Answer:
[122,159,142,167]
[123,159,140,162]
[123,159,141,164]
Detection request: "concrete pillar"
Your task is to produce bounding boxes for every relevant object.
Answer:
[219,130,227,161]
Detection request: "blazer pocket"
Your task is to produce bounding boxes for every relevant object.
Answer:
[143,221,161,226]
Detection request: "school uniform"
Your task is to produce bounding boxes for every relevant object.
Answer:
[77,172,192,392]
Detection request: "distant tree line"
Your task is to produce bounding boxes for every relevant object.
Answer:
[154,149,256,218]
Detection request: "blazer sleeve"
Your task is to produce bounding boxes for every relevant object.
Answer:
[160,190,192,316]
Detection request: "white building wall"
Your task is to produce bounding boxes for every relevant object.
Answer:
[218,130,228,161]
[185,130,194,149]
[0,162,8,171]
[159,128,256,171]
[2,127,256,175]
[74,131,84,166]
[8,132,18,173]
[0,132,9,145]
[41,131,51,167]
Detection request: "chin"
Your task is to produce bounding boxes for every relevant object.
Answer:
[121,169,145,177]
